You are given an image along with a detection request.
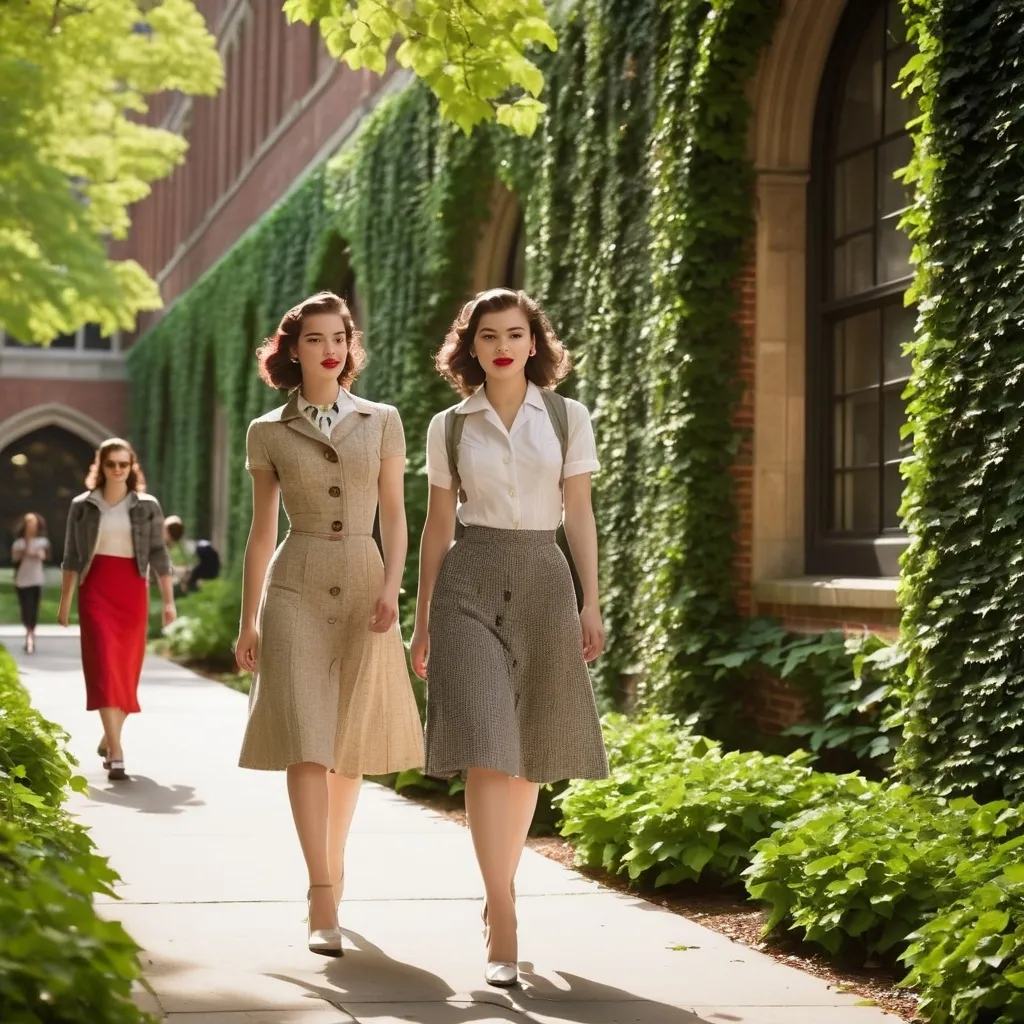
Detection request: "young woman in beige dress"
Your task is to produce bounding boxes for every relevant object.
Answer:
[234,291,423,957]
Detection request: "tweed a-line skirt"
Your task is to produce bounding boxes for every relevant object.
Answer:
[425,526,609,784]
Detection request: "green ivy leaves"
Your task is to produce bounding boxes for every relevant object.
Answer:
[898,0,1024,802]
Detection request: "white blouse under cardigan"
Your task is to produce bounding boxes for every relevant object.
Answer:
[92,494,135,558]
[426,383,600,531]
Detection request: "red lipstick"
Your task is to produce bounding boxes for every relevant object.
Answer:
[493,357,513,367]
[321,358,340,369]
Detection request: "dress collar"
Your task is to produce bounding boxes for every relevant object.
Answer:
[457,381,546,415]
[296,387,351,416]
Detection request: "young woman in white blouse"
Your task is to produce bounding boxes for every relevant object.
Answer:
[58,438,176,781]
[11,512,50,654]
[411,288,609,987]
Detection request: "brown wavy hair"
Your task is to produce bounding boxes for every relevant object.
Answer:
[435,288,570,397]
[256,291,365,391]
[85,438,146,493]
[15,512,47,538]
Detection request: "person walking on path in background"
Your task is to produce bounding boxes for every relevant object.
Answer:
[10,512,50,654]
[58,439,177,782]
[410,288,609,988]
[234,292,423,958]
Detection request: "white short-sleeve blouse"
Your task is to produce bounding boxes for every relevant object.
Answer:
[426,383,599,531]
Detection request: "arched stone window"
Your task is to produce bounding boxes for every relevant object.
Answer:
[807,0,914,576]
[1,427,97,566]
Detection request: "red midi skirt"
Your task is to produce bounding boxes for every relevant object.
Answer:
[79,554,148,714]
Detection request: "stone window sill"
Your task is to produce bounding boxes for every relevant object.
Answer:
[753,576,899,611]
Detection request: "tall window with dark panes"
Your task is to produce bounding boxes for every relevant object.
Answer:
[808,0,915,577]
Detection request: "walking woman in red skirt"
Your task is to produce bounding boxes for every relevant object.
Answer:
[58,438,177,781]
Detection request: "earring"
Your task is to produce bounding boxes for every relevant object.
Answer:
[289,356,299,363]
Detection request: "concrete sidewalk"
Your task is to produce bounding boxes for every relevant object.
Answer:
[8,628,897,1024]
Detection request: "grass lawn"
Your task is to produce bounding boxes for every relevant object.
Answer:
[0,584,78,627]
[0,576,164,632]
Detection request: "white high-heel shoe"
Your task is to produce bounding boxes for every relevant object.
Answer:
[307,884,342,957]
[484,961,518,987]
[483,900,519,987]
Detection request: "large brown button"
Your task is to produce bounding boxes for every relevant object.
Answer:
[329,586,340,596]
[331,521,343,532]
[324,450,338,462]
[328,486,340,497]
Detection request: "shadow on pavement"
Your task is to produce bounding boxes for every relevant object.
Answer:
[508,962,705,1023]
[266,934,707,1024]
[87,774,205,815]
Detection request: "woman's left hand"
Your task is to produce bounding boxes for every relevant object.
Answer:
[370,588,399,633]
[580,605,605,663]
[163,601,177,628]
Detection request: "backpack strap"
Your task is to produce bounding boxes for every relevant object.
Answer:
[444,407,468,501]
[444,407,469,540]
[540,390,569,484]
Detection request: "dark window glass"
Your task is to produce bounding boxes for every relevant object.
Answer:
[83,324,112,350]
[809,0,915,576]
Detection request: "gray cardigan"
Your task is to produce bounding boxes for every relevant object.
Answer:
[61,490,173,583]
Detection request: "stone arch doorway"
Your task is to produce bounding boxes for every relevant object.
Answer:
[1,426,97,567]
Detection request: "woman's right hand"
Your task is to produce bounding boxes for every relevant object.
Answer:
[57,602,71,628]
[235,625,259,673]
[409,626,429,680]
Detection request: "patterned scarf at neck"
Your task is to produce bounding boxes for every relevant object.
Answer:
[302,393,342,436]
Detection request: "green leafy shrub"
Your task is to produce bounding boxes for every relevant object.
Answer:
[161,577,242,670]
[0,646,154,1022]
[707,620,906,774]
[557,714,876,888]
[745,786,1024,957]
[901,860,1024,1024]
[780,633,906,775]
[0,654,74,809]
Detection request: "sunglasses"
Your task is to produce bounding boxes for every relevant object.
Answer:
[104,459,132,470]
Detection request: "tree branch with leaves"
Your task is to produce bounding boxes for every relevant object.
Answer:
[283,0,557,136]
[0,0,221,344]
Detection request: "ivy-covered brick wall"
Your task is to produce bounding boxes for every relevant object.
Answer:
[898,0,1024,803]
[128,0,783,729]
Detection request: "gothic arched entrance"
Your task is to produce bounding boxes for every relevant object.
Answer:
[1,426,96,566]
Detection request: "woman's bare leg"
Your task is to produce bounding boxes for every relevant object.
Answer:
[98,707,128,761]
[326,773,362,907]
[286,762,337,931]
[506,776,540,888]
[466,767,519,962]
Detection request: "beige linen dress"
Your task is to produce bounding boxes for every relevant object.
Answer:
[238,389,424,777]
